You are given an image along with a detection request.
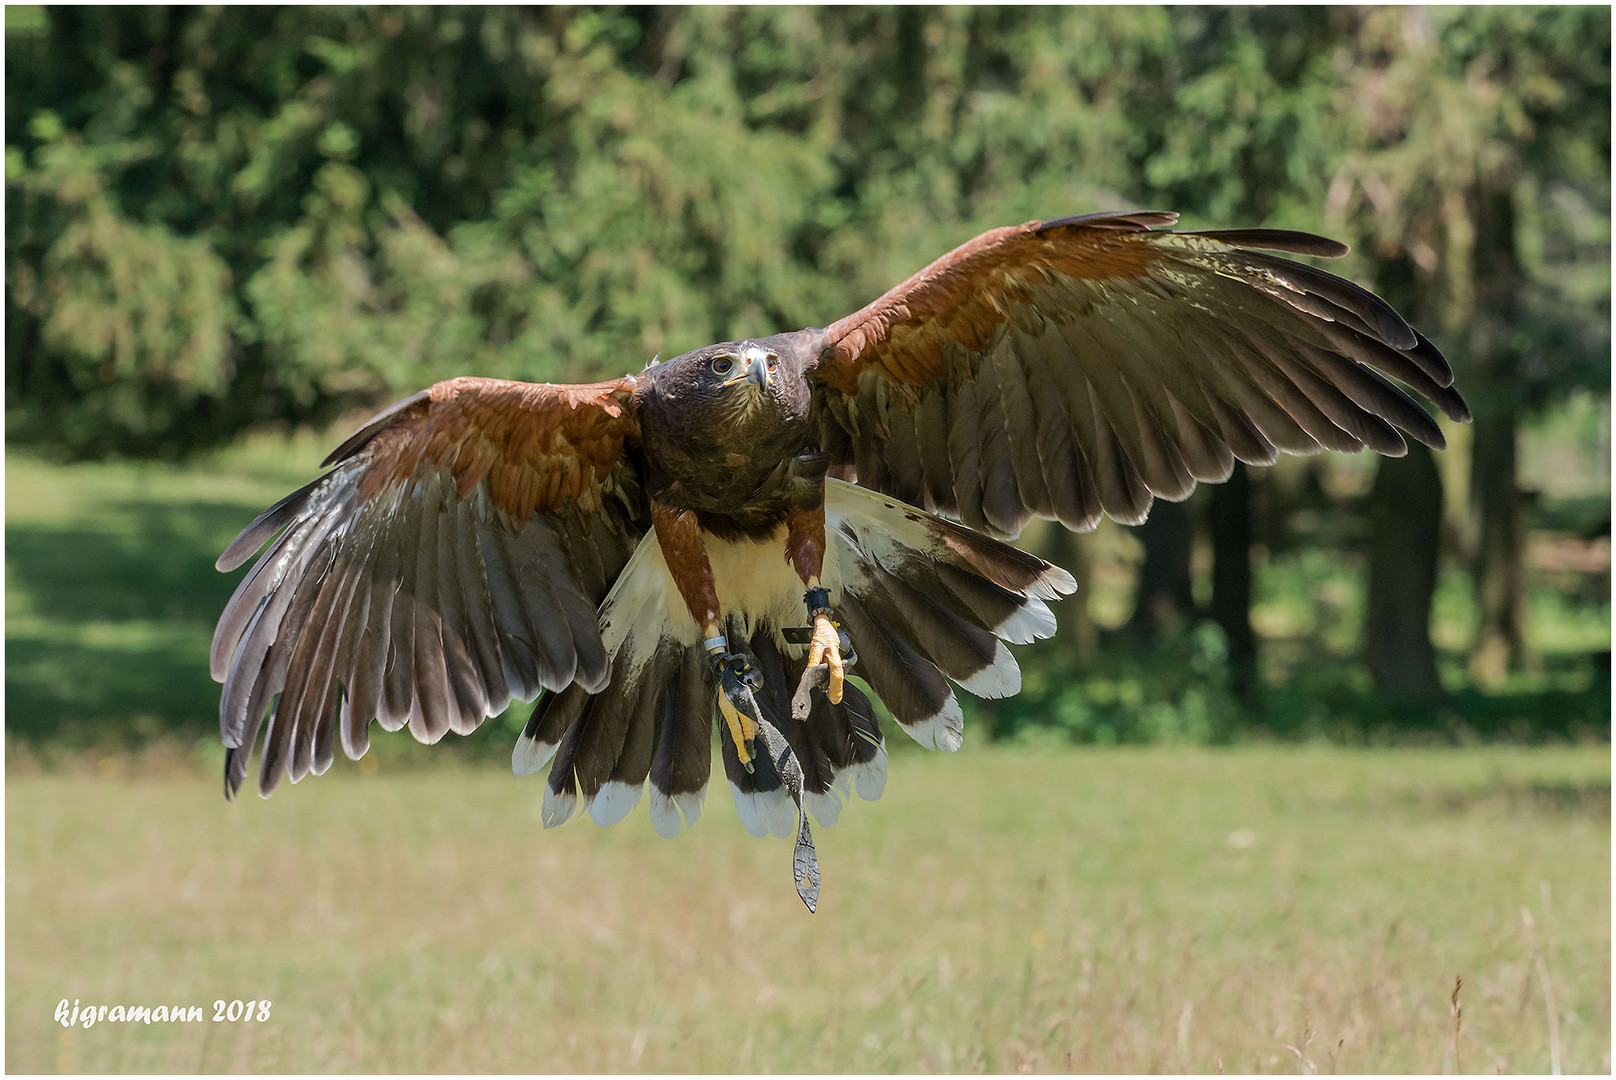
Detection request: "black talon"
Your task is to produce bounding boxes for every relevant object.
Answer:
[709,649,764,690]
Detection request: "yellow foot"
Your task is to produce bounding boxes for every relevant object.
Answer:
[713,655,762,771]
[808,612,845,705]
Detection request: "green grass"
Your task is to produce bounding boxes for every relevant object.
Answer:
[5,435,335,747]
[6,746,1609,1072]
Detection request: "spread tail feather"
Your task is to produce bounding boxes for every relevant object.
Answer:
[513,480,1072,833]
[826,479,1073,750]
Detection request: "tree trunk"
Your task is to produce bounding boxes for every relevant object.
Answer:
[1469,410,1527,683]
[1127,498,1195,646]
[1467,187,1529,684]
[1045,524,1097,664]
[1209,464,1258,701]
[1364,444,1446,715]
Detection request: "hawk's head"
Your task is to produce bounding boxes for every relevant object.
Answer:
[643,335,811,429]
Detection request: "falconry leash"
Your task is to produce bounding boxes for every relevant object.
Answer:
[714,658,822,912]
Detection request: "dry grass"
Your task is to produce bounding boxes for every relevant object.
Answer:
[7,745,1609,1073]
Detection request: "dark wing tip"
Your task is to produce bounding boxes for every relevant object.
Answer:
[1190,227,1351,259]
[1038,210,1180,233]
[215,474,327,572]
[321,390,431,468]
[1247,252,1419,352]
[1436,383,1472,424]
[1408,330,1456,388]
[215,540,259,574]
[223,747,246,801]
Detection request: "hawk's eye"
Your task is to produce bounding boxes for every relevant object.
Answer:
[765,355,779,370]
[710,357,733,376]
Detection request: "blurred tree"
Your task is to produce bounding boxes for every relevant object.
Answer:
[5,5,1608,739]
[1208,465,1257,701]
[1126,501,1196,645]
[7,8,856,455]
[1105,7,1351,676]
[1044,524,1097,663]
[1324,7,1611,689]
[1365,444,1446,714]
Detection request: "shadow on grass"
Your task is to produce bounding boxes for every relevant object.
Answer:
[1395,778,1612,819]
[8,499,247,624]
[6,498,263,744]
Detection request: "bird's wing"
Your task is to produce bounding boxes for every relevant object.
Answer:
[211,375,645,797]
[810,210,1471,537]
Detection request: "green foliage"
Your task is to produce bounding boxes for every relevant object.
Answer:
[7,127,243,454]
[996,623,1241,746]
[990,615,1609,750]
[9,8,1608,457]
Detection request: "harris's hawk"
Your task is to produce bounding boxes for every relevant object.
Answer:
[212,211,1469,908]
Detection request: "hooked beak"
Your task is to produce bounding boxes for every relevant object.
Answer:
[721,349,772,392]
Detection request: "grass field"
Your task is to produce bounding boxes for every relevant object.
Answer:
[6,746,1609,1073]
[6,440,325,750]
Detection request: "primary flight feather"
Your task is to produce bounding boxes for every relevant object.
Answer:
[212,211,1468,902]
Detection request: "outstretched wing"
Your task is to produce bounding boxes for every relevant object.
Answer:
[811,211,1471,537]
[211,375,645,797]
